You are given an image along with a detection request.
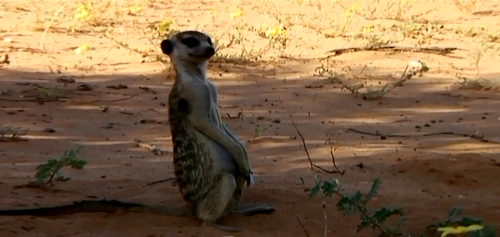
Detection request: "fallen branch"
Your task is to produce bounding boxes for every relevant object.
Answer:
[143,177,176,187]
[0,97,63,102]
[135,139,165,156]
[325,45,458,57]
[290,117,345,174]
[0,94,136,103]
[296,215,311,237]
[83,94,137,103]
[347,128,498,143]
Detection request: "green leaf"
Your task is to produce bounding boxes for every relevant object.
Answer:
[455,216,483,226]
[321,179,339,196]
[471,225,497,237]
[394,217,406,232]
[372,206,404,224]
[68,159,87,169]
[356,218,371,233]
[309,182,321,199]
[350,191,363,204]
[364,177,381,204]
[336,194,360,216]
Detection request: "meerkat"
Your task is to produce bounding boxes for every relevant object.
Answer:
[160,30,275,232]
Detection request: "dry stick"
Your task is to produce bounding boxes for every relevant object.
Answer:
[0,138,29,142]
[347,128,495,143]
[290,118,345,174]
[85,94,137,103]
[322,200,328,237]
[325,45,458,57]
[0,94,137,103]
[40,2,68,51]
[0,97,61,102]
[143,177,176,187]
[296,215,311,237]
[329,132,345,175]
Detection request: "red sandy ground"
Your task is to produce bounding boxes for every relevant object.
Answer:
[1,0,500,236]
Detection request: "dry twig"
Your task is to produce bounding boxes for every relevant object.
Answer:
[40,2,68,51]
[135,139,165,156]
[296,215,311,237]
[290,117,345,174]
[325,45,458,57]
[347,128,498,143]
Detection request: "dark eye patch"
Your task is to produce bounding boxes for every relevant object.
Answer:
[207,37,213,46]
[181,37,200,48]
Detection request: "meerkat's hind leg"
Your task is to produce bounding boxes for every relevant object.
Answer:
[197,172,244,232]
[231,203,276,216]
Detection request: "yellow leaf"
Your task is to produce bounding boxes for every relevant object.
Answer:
[74,44,90,54]
[129,5,143,14]
[74,11,90,20]
[230,9,243,19]
[208,7,216,15]
[437,225,484,237]
[157,19,173,32]
[265,29,277,37]
[75,3,92,21]
[76,3,86,12]
[362,25,374,32]
[265,24,287,38]
[349,3,357,11]
[343,3,357,16]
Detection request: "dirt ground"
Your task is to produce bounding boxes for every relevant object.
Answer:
[1,0,500,236]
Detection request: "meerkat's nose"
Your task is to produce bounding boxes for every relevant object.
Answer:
[204,47,215,57]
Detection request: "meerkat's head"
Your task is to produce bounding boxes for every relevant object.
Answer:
[160,30,215,64]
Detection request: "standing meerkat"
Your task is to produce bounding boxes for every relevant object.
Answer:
[161,30,275,232]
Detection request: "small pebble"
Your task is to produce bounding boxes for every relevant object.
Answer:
[43,128,56,133]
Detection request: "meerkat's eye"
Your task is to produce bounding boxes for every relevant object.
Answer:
[181,37,200,48]
[206,37,213,46]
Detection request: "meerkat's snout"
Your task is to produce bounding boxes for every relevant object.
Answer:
[199,46,215,59]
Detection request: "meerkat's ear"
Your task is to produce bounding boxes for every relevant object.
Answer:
[160,39,174,55]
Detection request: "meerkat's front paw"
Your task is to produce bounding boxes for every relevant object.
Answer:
[249,172,255,185]
[238,165,253,187]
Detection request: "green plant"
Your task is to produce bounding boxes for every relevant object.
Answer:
[310,178,405,236]
[470,42,496,77]
[33,147,87,186]
[253,121,270,140]
[428,206,496,237]
[309,178,496,237]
